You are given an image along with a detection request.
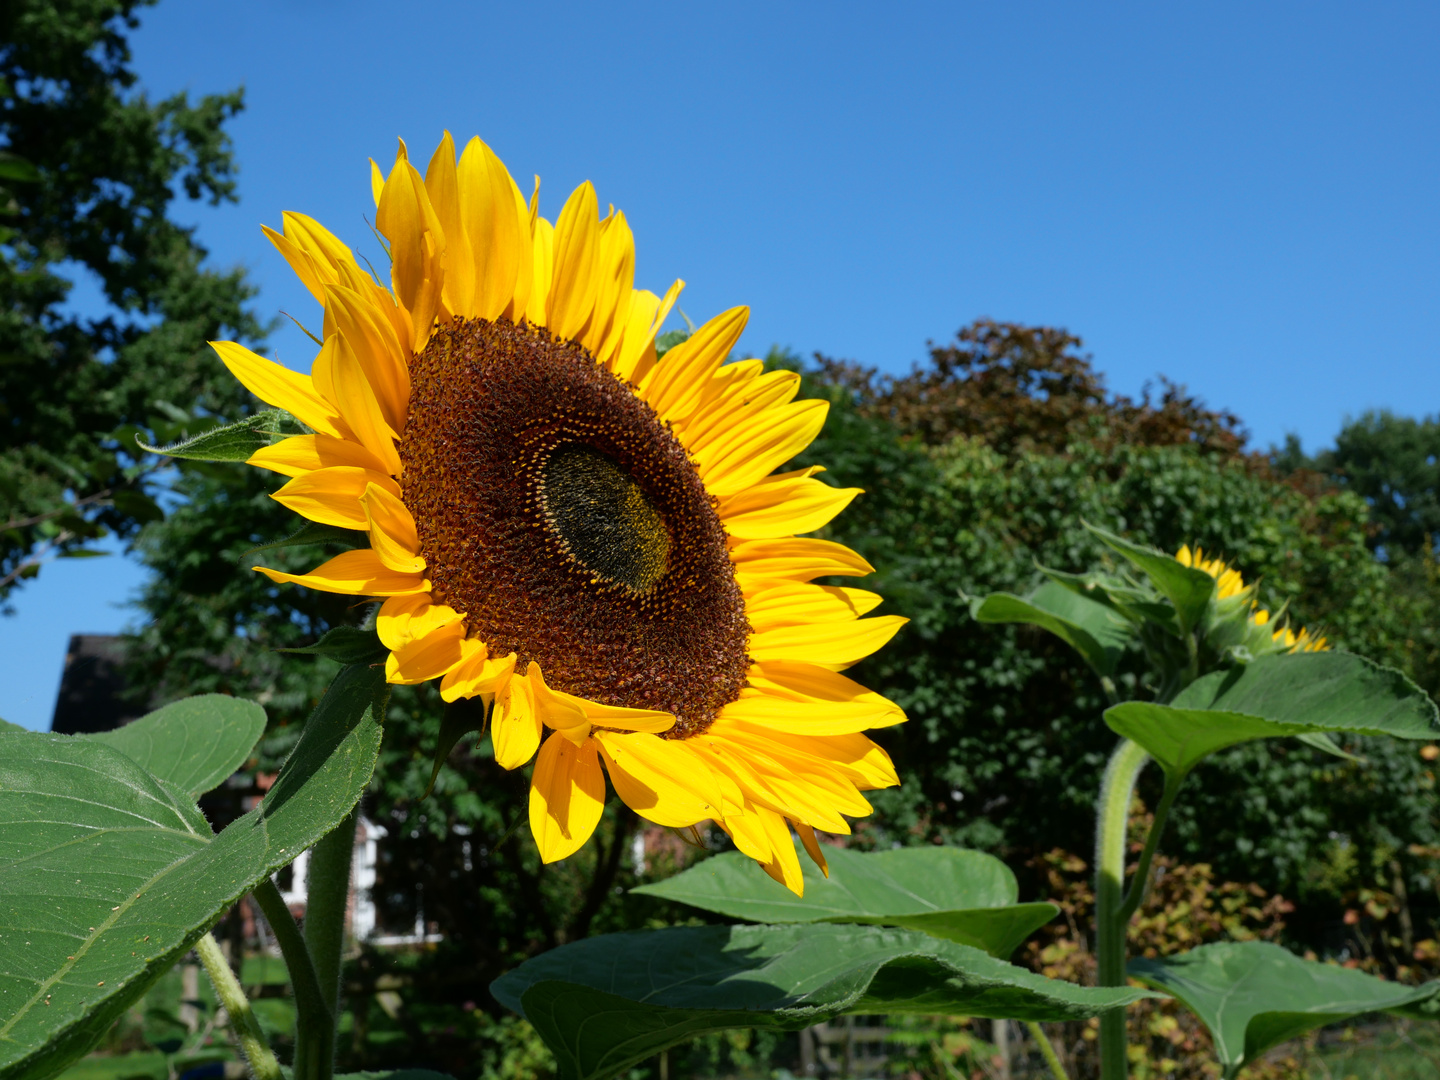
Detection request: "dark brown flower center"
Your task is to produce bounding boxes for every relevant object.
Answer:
[399,316,750,736]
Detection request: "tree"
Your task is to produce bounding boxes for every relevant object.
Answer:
[814,319,1249,457]
[1320,410,1440,559]
[0,0,265,603]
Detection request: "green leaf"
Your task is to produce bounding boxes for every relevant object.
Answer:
[240,520,365,563]
[85,694,266,799]
[1106,652,1438,778]
[492,924,1155,1080]
[109,489,164,525]
[0,664,386,1079]
[971,580,1134,677]
[276,625,389,666]
[1295,731,1363,763]
[424,698,489,798]
[334,1072,458,1080]
[633,844,1057,959]
[1084,521,1216,633]
[135,409,294,463]
[1128,941,1439,1078]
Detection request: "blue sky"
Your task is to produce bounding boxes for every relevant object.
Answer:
[4,0,1438,729]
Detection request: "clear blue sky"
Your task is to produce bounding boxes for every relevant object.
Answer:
[4,0,1438,729]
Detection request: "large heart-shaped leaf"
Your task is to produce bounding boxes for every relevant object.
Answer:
[1105,652,1438,778]
[633,844,1057,959]
[971,580,1134,677]
[1085,522,1216,634]
[86,694,266,799]
[1129,941,1439,1078]
[0,664,386,1080]
[492,924,1154,1080]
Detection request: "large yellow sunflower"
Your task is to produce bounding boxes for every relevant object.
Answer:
[215,133,907,894]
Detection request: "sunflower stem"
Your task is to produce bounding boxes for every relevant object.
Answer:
[253,879,332,1080]
[1096,737,1149,1080]
[195,931,283,1080]
[1026,1021,1071,1080]
[304,810,357,1041]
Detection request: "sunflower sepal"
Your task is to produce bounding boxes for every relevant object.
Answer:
[136,407,302,463]
[275,624,389,666]
[239,520,367,564]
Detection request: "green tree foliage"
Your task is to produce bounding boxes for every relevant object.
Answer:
[793,325,1440,917]
[1319,410,1440,558]
[0,0,265,602]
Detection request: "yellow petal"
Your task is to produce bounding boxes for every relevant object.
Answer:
[504,172,534,322]
[743,659,902,716]
[731,538,875,585]
[385,618,466,685]
[751,806,806,894]
[523,663,590,743]
[456,135,527,322]
[440,642,516,705]
[324,285,411,431]
[527,214,555,327]
[587,210,635,364]
[424,132,475,318]
[270,466,400,530]
[718,474,862,540]
[546,181,600,341]
[749,615,908,669]
[681,367,799,453]
[376,592,462,652]
[255,549,427,597]
[486,658,542,767]
[529,730,606,863]
[262,224,333,306]
[706,731,864,829]
[745,582,883,632]
[361,482,424,573]
[594,731,718,827]
[638,306,748,424]
[614,280,683,384]
[370,159,384,207]
[528,663,675,744]
[716,693,906,735]
[376,150,446,352]
[246,434,387,479]
[756,728,899,790]
[210,341,346,438]
[716,803,775,866]
[794,822,830,878]
[699,399,830,499]
[324,332,403,476]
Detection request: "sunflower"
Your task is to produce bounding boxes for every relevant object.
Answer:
[214,133,907,894]
[1175,544,1328,653]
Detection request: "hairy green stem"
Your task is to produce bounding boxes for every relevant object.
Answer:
[1118,773,1182,923]
[1096,737,1149,1080]
[253,878,332,1080]
[1026,1021,1070,1080]
[195,932,283,1080]
[305,808,357,1020]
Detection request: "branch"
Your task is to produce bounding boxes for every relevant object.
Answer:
[0,489,113,533]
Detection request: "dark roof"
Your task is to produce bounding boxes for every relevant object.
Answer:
[50,634,139,734]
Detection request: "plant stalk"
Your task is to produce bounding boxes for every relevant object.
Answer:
[194,931,283,1080]
[1118,773,1182,923]
[1095,737,1149,1080]
[1026,1021,1070,1080]
[302,808,358,1070]
[253,877,333,1080]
